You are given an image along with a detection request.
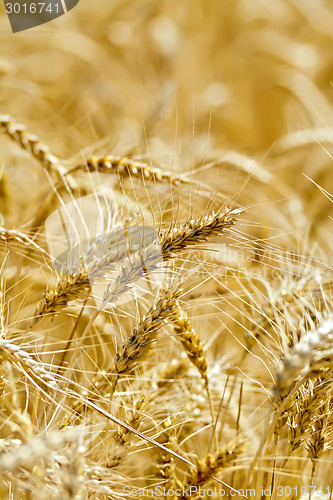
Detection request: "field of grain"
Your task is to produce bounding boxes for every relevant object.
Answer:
[1,1,333,499]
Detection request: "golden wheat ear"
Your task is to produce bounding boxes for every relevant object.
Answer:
[68,155,192,186]
[0,115,62,175]
[274,315,333,396]
[109,287,181,395]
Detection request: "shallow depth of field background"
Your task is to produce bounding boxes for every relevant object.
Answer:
[1,1,333,499]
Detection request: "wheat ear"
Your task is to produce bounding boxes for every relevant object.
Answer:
[69,155,191,186]
[275,315,333,395]
[109,288,181,394]
[30,236,130,327]
[0,339,58,387]
[307,397,330,463]
[102,208,240,306]
[0,115,64,176]
[307,395,332,490]
[31,207,240,327]
[0,429,77,474]
[181,439,245,497]
[107,396,145,468]
[171,301,207,383]
[287,382,313,456]
[53,208,241,383]
[171,300,219,449]
[155,417,184,499]
[30,272,91,327]
[0,226,48,256]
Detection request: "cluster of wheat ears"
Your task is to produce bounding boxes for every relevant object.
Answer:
[1,1,333,499]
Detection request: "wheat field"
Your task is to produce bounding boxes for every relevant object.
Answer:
[1,1,333,499]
